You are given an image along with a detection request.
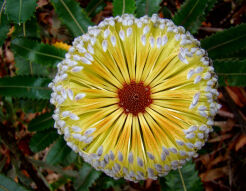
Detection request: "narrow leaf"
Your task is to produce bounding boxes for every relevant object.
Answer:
[0,173,30,191]
[0,0,10,47]
[15,55,49,76]
[173,0,207,32]
[29,129,59,153]
[113,0,136,16]
[29,112,54,132]
[11,38,66,66]
[17,99,50,114]
[201,23,246,59]
[46,137,76,165]
[0,14,9,47]
[0,75,51,100]
[86,0,106,17]
[188,0,218,34]
[161,161,203,191]
[13,17,41,39]
[214,59,246,86]
[74,163,101,191]
[51,0,93,37]
[135,0,162,17]
[6,0,36,24]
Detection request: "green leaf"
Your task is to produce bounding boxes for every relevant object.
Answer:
[29,112,54,132]
[50,176,70,190]
[188,0,218,34]
[13,17,41,39]
[11,38,66,66]
[6,0,36,24]
[51,0,93,37]
[46,137,77,166]
[201,23,246,59]
[0,173,30,191]
[161,6,172,19]
[161,161,203,191]
[0,0,10,47]
[29,129,59,153]
[74,163,101,191]
[86,0,106,17]
[0,75,51,99]
[17,99,50,113]
[113,0,136,16]
[135,0,162,17]
[214,59,246,86]
[173,0,207,32]
[15,56,49,76]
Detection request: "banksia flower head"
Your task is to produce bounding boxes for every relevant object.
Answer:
[49,14,220,182]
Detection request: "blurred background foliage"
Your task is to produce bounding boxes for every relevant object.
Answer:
[0,0,246,190]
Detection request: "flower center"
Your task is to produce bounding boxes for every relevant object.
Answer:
[118,81,152,116]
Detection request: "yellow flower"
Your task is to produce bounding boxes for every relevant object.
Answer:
[49,14,220,181]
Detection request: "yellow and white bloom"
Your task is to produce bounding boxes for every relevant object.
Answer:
[49,14,220,181]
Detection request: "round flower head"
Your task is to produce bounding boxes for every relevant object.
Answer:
[49,14,220,181]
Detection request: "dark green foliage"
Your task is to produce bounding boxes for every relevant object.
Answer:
[86,0,106,17]
[46,137,77,166]
[161,7,172,19]
[0,76,51,100]
[0,12,10,47]
[161,161,203,191]
[74,163,102,191]
[17,99,50,113]
[214,59,246,86]
[93,175,125,190]
[29,128,59,153]
[0,173,30,191]
[201,23,246,59]
[51,0,93,37]
[188,0,218,34]
[11,38,66,66]
[13,17,41,39]
[113,0,136,16]
[173,0,207,32]
[135,0,162,17]
[29,112,54,132]
[15,55,49,76]
[6,0,36,24]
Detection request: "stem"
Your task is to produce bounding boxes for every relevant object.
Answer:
[178,168,187,191]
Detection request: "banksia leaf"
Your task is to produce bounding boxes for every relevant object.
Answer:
[6,0,36,24]
[173,0,207,32]
[51,0,93,37]
[0,76,51,99]
[11,38,66,66]
[201,23,246,59]
[113,0,136,16]
[135,0,162,17]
